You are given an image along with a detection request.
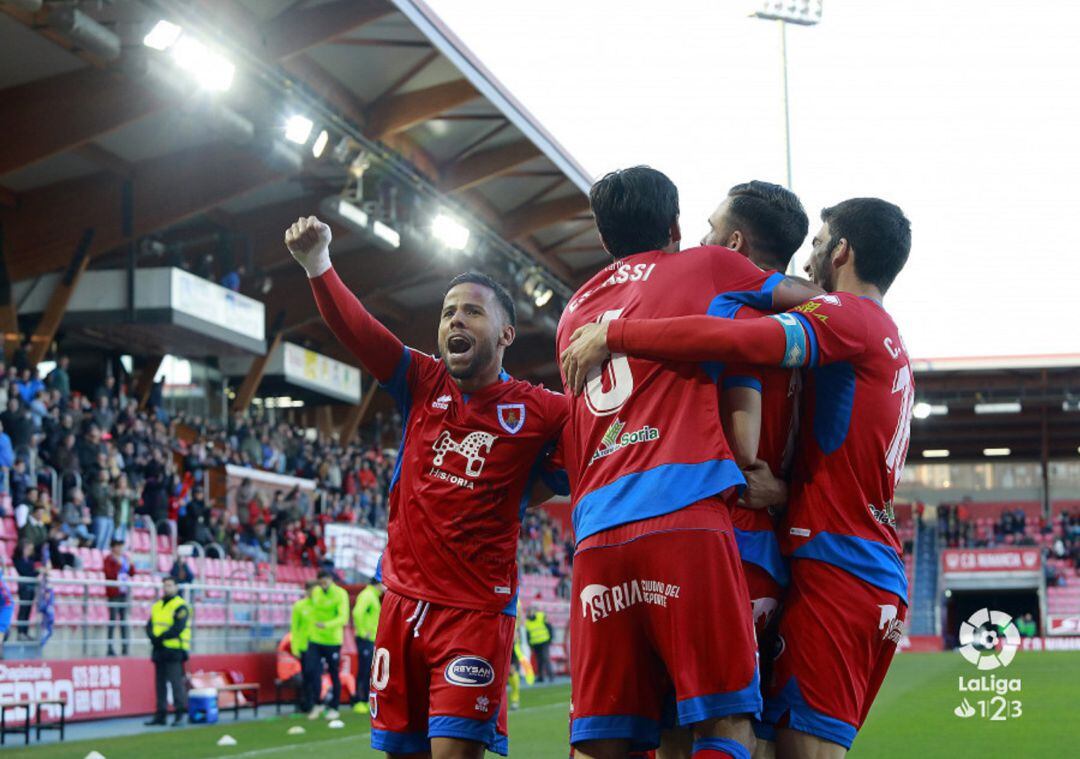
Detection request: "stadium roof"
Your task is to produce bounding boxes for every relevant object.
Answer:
[911,363,1080,463]
[0,0,607,382]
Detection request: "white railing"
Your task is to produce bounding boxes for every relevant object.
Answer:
[3,575,305,661]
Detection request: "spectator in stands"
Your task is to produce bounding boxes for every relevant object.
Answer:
[220,263,244,292]
[59,487,93,544]
[18,503,48,557]
[12,539,39,640]
[9,457,30,510]
[525,603,555,683]
[46,355,71,400]
[10,340,30,375]
[1016,612,1037,638]
[88,467,114,550]
[0,418,15,493]
[307,569,348,721]
[141,447,169,526]
[104,538,135,656]
[178,484,211,545]
[112,472,135,543]
[168,558,195,595]
[13,485,38,529]
[238,521,272,564]
[145,576,190,726]
[0,565,13,649]
[351,579,382,715]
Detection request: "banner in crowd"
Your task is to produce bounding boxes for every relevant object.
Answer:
[941,548,1041,575]
[0,653,276,724]
[324,524,388,579]
[1020,636,1080,651]
[1047,615,1080,636]
[279,342,362,404]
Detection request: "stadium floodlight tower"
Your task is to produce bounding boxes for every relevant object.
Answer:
[752,1,823,192]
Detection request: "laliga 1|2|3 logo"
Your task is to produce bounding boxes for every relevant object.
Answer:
[952,608,1023,722]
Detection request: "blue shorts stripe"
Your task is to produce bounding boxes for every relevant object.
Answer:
[693,736,751,758]
[677,668,763,725]
[570,714,661,752]
[371,728,429,755]
[763,677,858,750]
[428,714,506,755]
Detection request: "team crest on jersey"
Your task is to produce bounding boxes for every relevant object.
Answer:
[496,403,526,434]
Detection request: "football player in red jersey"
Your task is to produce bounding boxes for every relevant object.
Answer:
[286,216,568,759]
[556,168,820,759]
[656,181,810,759]
[562,198,913,759]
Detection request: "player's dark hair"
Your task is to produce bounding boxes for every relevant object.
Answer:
[316,569,333,580]
[589,166,679,259]
[726,181,808,268]
[821,198,911,293]
[447,272,516,327]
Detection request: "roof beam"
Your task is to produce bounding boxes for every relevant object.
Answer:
[372,49,440,103]
[0,67,163,176]
[3,142,283,281]
[260,0,394,60]
[74,143,134,178]
[502,195,591,240]
[440,139,541,193]
[366,80,480,139]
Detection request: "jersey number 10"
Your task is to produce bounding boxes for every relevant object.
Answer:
[885,365,914,487]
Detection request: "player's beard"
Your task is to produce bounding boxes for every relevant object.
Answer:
[444,337,495,381]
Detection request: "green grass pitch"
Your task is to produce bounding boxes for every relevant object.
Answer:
[17,651,1080,758]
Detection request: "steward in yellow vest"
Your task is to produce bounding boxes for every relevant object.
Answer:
[145,577,191,726]
[525,606,555,683]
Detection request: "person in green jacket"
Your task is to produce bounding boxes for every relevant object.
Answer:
[351,579,383,715]
[307,569,349,720]
[290,581,317,712]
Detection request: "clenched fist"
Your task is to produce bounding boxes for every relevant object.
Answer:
[284,215,332,278]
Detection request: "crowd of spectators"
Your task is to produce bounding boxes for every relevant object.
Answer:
[2,346,569,590]
[519,507,572,598]
[937,502,1080,586]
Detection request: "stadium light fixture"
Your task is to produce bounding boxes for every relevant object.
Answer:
[517,267,554,309]
[312,129,330,158]
[913,402,932,420]
[754,0,824,26]
[143,19,183,51]
[922,449,950,458]
[432,214,471,251]
[171,36,235,92]
[372,221,401,249]
[974,402,1022,414]
[328,197,369,232]
[285,115,314,145]
[49,6,121,61]
[983,448,1011,457]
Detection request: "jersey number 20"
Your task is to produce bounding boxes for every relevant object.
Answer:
[584,309,633,417]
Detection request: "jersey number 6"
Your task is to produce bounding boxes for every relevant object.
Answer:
[584,309,634,417]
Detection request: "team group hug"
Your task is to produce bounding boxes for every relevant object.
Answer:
[283,165,913,759]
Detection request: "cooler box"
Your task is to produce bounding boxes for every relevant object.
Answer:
[188,688,219,724]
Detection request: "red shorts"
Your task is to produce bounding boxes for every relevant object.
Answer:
[569,501,760,752]
[369,590,514,756]
[763,559,906,749]
[743,561,784,640]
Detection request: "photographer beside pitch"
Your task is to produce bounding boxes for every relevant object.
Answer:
[285,216,568,759]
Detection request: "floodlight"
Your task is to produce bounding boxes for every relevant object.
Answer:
[144,19,183,51]
[974,402,1022,414]
[983,448,1011,457]
[172,36,235,92]
[432,214,470,251]
[922,450,950,459]
[754,0,823,26]
[913,402,932,420]
[312,129,330,158]
[373,221,401,249]
[285,115,314,145]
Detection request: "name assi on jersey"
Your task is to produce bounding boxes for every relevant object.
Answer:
[568,262,656,312]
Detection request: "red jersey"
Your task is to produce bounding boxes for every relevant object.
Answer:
[555,246,782,542]
[781,293,911,601]
[311,268,568,614]
[605,291,912,601]
[722,307,799,588]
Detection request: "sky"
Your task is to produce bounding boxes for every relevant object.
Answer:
[426,0,1080,360]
